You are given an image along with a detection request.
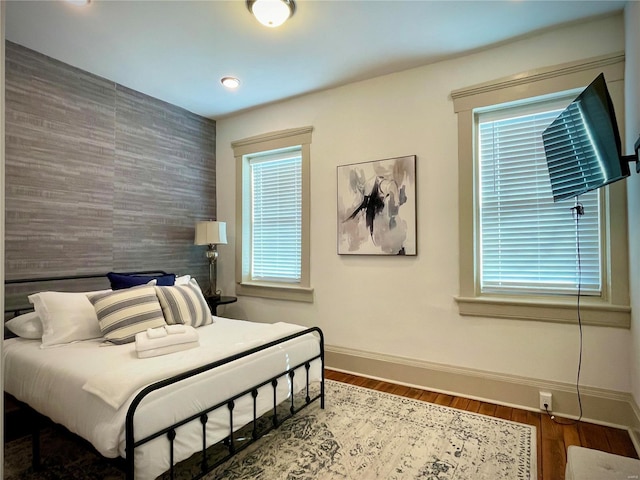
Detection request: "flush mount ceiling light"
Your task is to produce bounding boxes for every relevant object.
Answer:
[220,77,240,89]
[65,0,91,5]
[247,0,296,28]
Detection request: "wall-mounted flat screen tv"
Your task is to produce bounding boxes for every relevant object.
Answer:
[542,73,630,202]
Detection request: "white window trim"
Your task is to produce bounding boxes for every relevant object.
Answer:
[451,53,631,328]
[232,126,314,303]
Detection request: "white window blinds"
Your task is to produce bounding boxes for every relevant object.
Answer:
[250,150,302,283]
[477,103,601,296]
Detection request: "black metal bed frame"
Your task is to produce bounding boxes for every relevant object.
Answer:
[4,272,325,480]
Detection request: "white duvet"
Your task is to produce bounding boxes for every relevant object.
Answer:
[3,317,323,480]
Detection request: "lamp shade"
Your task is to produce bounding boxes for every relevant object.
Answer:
[194,221,227,245]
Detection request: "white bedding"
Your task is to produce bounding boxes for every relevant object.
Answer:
[4,317,322,480]
[84,320,307,410]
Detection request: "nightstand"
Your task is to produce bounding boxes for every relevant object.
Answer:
[206,295,237,316]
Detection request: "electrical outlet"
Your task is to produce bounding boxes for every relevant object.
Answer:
[539,391,553,411]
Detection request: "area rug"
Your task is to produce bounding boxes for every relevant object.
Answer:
[4,380,536,479]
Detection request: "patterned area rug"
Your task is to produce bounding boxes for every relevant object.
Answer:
[4,380,536,479]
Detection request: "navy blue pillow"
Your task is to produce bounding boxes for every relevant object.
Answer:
[107,272,176,290]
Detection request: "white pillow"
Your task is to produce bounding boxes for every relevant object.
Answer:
[5,311,43,339]
[28,290,108,348]
[175,274,191,285]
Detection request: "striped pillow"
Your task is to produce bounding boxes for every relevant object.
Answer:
[88,286,166,345]
[154,280,212,327]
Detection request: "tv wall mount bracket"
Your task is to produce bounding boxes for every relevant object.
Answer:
[625,134,640,174]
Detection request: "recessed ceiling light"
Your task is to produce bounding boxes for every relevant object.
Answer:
[221,77,241,89]
[66,0,91,6]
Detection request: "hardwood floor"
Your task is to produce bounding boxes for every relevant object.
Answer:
[325,369,639,480]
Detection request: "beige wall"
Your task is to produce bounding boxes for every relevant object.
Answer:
[216,15,631,394]
[626,2,640,407]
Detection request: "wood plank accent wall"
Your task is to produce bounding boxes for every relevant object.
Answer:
[4,41,216,297]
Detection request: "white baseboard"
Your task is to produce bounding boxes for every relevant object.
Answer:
[629,398,640,454]
[326,345,640,439]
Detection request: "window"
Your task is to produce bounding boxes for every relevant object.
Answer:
[249,149,302,283]
[477,99,601,297]
[232,127,313,302]
[451,54,630,327]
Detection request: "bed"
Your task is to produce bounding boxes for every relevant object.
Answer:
[3,272,325,480]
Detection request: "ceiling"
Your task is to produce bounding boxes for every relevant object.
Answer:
[5,0,628,120]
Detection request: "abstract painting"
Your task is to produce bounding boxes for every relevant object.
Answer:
[337,155,416,255]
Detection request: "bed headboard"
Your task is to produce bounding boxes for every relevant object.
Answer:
[4,270,169,317]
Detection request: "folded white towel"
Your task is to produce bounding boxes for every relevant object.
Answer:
[137,340,200,359]
[166,324,186,334]
[147,327,168,339]
[135,325,199,353]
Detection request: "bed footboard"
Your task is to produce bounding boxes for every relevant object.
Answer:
[125,327,325,480]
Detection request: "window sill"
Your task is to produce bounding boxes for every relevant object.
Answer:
[236,281,314,303]
[454,295,630,328]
